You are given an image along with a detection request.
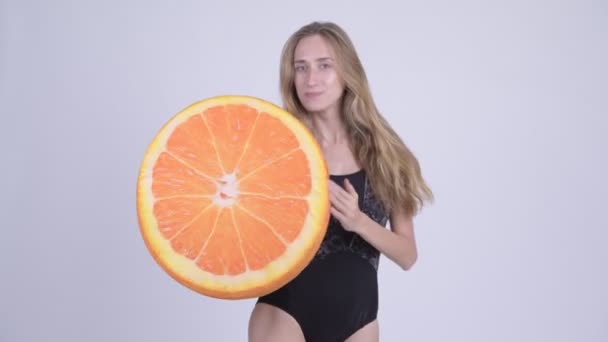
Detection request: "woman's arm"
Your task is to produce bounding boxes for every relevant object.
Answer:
[329,179,418,270]
[354,205,417,270]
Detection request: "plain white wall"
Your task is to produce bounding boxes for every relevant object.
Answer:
[1,0,606,341]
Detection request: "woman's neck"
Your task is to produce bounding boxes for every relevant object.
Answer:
[309,108,348,146]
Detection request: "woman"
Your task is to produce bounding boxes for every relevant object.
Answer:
[248,21,433,342]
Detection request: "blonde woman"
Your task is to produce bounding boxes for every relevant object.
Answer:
[248,21,433,342]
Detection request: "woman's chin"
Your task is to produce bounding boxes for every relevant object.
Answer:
[301,102,331,114]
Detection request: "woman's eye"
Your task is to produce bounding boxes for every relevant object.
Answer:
[295,65,306,72]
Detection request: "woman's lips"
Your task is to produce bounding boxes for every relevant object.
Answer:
[305,91,323,98]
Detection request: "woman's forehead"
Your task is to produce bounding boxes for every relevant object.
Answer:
[294,35,336,62]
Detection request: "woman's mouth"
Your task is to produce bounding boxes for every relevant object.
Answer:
[305,91,323,98]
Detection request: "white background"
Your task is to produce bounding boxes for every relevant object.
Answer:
[1,0,606,341]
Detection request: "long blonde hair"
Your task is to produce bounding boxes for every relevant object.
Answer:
[279,21,433,216]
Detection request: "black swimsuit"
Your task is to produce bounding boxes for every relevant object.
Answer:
[257,169,389,341]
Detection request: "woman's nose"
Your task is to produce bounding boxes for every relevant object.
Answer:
[306,68,320,86]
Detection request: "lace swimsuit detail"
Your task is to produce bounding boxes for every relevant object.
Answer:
[315,169,389,270]
[257,169,390,341]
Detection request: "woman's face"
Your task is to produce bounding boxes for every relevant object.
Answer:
[293,34,345,114]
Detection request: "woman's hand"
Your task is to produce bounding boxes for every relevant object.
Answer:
[329,178,419,270]
[328,178,366,233]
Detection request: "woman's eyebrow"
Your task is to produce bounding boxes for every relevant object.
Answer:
[294,57,334,64]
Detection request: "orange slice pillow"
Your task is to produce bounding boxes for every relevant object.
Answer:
[136,95,330,299]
